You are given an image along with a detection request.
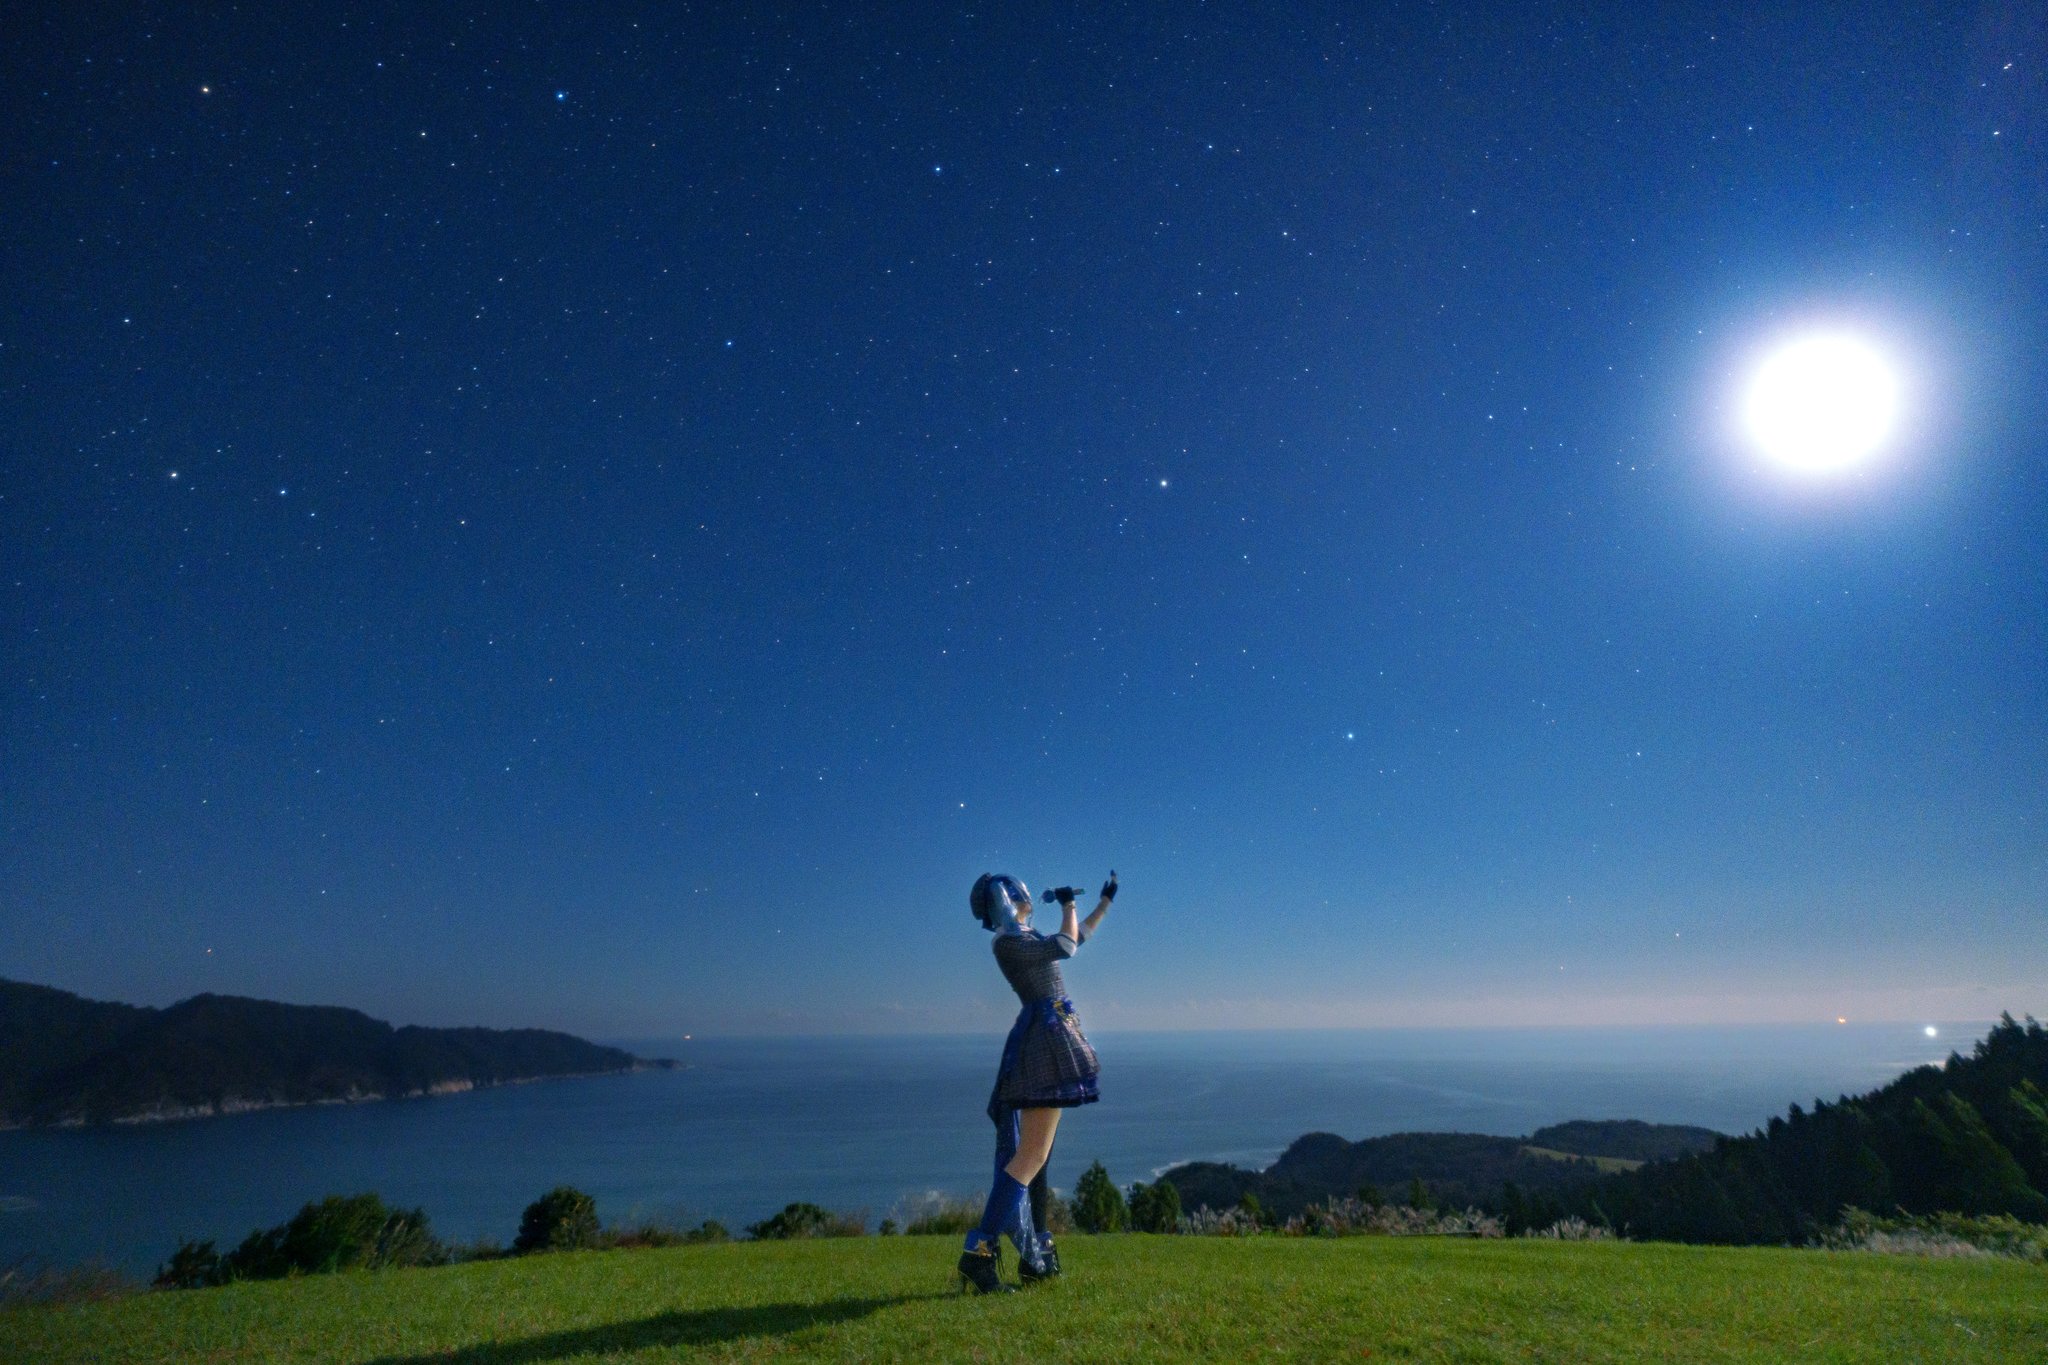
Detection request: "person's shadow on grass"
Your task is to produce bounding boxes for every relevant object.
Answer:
[357,1294,936,1364]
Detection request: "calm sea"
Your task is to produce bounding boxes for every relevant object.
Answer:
[0,1023,1970,1275]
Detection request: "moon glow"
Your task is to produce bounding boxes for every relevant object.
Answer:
[1741,332,1900,473]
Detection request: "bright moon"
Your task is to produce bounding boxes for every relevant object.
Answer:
[1741,332,1899,473]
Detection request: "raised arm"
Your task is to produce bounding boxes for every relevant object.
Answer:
[1079,871,1116,941]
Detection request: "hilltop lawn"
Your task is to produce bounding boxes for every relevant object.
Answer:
[5,1234,2043,1363]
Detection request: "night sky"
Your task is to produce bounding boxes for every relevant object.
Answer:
[4,4,2043,1037]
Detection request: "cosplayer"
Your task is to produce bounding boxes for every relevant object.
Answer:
[957,869,1117,1293]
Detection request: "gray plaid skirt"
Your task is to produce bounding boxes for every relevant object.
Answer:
[987,995,1100,1121]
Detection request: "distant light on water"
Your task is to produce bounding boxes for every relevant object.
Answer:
[1923,1026,1939,1038]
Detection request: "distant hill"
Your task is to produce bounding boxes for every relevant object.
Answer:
[1162,1016,2048,1248]
[1162,1119,1722,1219]
[0,979,673,1128]
[1567,1013,2048,1244]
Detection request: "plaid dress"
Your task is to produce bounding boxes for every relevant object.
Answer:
[986,928,1100,1120]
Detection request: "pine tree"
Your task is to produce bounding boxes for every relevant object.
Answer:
[1071,1160,1128,1233]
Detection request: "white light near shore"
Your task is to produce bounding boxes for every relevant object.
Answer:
[1924,1026,1939,1038]
[1742,332,1899,473]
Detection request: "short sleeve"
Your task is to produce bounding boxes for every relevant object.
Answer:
[995,931,1075,969]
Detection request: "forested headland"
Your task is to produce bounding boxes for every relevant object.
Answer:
[0,978,671,1128]
[1167,1014,2048,1245]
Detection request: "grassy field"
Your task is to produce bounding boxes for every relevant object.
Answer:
[4,1234,2043,1364]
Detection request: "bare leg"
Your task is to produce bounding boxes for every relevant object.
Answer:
[1003,1107,1061,1185]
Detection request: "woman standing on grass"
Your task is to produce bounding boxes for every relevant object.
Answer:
[957,870,1117,1293]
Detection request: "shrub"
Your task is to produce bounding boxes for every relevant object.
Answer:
[1526,1216,1613,1241]
[898,1193,980,1237]
[515,1187,600,1255]
[1178,1206,1262,1236]
[1128,1179,1183,1233]
[1236,1192,1265,1228]
[746,1202,865,1239]
[160,1193,444,1288]
[1275,1197,1505,1239]
[596,1213,732,1250]
[1071,1161,1128,1233]
[1822,1207,2048,1261]
[154,1240,224,1290]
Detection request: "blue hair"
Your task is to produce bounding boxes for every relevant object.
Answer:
[970,873,1029,933]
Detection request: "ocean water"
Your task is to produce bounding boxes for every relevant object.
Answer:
[0,1022,1970,1276]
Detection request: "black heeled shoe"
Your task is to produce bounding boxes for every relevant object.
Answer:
[957,1242,1014,1294]
[1019,1243,1061,1283]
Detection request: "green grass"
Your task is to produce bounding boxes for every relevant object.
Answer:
[5,1235,2043,1364]
[1519,1145,1644,1173]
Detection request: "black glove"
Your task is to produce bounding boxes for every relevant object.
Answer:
[1100,871,1118,902]
[1048,886,1082,907]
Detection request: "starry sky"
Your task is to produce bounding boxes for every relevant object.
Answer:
[3,3,2043,1037]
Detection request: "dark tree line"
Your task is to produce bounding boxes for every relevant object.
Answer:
[1555,1014,2048,1243]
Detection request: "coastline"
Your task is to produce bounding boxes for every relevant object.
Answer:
[0,1059,681,1132]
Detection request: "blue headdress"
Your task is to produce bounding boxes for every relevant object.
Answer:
[970,873,1029,935]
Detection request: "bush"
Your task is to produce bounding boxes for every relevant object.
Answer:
[159,1193,444,1288]
[746,1202,865,1239]
[1237,1192,1266,1228]
[153,1240,224,1290]
[1178,1206,1263,1236]
[1274,1197,1505,1239]
[1128,1179,1183,1233]
[897,1193,980,1237]
[1071,1161,1128,1233]
[1822,1207,2048,1261]
[597,1217,731,1250]
[515,1187,600,1255]
[1526,1216,1613,1241]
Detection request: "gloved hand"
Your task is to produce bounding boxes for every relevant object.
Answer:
[1048,886,1083,907]
[1100,871,1118,902]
